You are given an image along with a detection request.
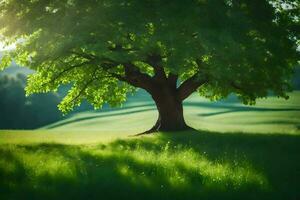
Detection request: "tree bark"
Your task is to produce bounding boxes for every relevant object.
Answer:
[153,99,188,131]
[138,86,190,135]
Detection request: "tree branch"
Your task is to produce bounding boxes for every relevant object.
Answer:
[122,63,155,91]
[177,73,207,101]
[70,50,156,92]
[42,60,92,87]
[146,54,167,81]
[167,73,178,89]
[68,69,98,105]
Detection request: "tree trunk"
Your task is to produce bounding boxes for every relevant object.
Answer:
[141,87,190,134]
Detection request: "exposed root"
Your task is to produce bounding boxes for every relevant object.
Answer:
[129,123,195,137]
[129,123,160,137]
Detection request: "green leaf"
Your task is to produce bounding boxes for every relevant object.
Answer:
[0,54,12,70]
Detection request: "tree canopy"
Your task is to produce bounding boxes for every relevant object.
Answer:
[0,0,299,116]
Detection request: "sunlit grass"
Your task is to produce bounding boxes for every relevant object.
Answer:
[0,130,126,144]
[1,131,300,199]
[0,92,299,199]
[110,143,268,190]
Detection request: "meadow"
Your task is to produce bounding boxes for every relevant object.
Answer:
[0,92,300,200]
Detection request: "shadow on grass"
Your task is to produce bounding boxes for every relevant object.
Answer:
[44,101,300,130]
[45,107,156,129]
[1,130,300,200]
[191,102,300,117]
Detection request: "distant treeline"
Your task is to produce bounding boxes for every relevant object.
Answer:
[0,74,63,129]
[293,66,300,90]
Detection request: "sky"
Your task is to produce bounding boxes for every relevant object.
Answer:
[0,41,16,51]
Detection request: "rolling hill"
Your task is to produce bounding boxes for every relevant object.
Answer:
[41,91,300,134]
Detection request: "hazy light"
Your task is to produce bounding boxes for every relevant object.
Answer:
[0,41,16,51]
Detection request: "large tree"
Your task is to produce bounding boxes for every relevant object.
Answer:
[0,0,299,133]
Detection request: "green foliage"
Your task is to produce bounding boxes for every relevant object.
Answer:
[0,0,299,112]
[0,53,12,70]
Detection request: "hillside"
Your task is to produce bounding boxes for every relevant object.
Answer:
[38,91,300,136]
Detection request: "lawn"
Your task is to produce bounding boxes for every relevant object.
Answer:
[41,91,300,135]
[0,92,300,200]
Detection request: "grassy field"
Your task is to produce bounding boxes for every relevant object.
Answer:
[0,92,300,199]
[40,91,300,135]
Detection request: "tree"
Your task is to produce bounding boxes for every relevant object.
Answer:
[0,74,62,129]
[0,0,299,133]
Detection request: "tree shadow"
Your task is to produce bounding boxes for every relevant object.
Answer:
[156,130,300,199]
[187,101,300,117]
[43,101,300,130]
[45,107,156,129]
[1,130,300,200]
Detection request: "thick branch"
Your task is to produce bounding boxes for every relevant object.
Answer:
[146,54,167,81]
[177,73,207,101]
[70,50,156,92]
[122,63,155,91]
[98,61,156,92]
[167,73,178,89]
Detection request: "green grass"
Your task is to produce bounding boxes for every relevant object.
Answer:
[40,91,300,135]
[0,92,300,199]
[1,132,300,200]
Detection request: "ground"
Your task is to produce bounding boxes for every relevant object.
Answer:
[0,92,300,200]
